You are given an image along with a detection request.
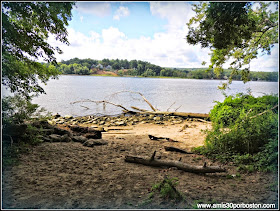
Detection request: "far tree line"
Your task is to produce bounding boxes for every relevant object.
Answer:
[44,57,278,82]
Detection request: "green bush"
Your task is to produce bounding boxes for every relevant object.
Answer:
[194,93,278,172]
[2,94,50,170]
[2,94,50,125]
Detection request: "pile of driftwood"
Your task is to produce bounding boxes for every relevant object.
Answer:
[71,90,209,119]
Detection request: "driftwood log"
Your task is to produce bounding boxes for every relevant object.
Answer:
[125,151,226,174]
[164,146,193,154]
[131,106,209,119]
[71,91,209,119]
[148,135,179,142]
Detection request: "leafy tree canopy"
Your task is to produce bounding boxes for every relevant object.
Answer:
[186,2,278,88]
[2,2,75,98]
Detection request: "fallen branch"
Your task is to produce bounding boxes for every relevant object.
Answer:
[106,90,158,112]
[148,134,166,140]
[125,152,226,174]
[80,105,90,110]
[148,135,179,142]
[131,106,148,112]
[164,146,193,154]
[174,105,182,112]
[249,104,278,119]
[167,102,176,112]
[72,91,209,119]
[131,107,209,119]
[71,99,132,112]
[195,118,210,123]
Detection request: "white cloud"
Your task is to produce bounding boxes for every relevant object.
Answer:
[113,6,130,20]
[150,2,195,33]
[47,2,277,72]
[250,44,279,72]
[102,27,127,44]
[48,25,210,68]
[75,2,111,17]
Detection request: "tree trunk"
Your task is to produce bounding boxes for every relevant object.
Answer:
[130,106,209,119]
[125,154,226,174]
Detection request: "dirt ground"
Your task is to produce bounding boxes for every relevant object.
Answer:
[2,120,278,209]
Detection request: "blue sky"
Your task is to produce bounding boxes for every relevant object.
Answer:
[70,2,167,39]
[49,1,279,71]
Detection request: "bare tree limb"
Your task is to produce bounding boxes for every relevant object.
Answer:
[71,99,131,112]
[249,104,278,119]
[167,102,176,112]
[105,90,158,112]
[80,105,90,110]
[174,105,182,112]
[131,106,148,112]
[125,153,226,174]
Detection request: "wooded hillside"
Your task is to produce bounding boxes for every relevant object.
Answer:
[44,57,278,82]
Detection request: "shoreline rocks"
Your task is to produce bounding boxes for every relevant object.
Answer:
[49,113,198,128]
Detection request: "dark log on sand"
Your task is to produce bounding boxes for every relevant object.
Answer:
[125,151,226,174]
[148,134,166,140]
[164,146,193,154]
[148,135,179,142]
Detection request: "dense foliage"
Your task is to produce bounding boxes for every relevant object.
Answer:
[194,93,278,172]
[2,94,51,169]
[53,57,278,81]
[186,2,278,87]
[2,2,75,98]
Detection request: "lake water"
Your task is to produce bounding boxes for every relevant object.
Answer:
[16,75,276,117]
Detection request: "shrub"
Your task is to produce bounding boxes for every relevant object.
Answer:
[194,93,278,172]
[2,94,50,170]
[2,94,50,125]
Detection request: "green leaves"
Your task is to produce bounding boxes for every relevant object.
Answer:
[2,2,75,97]
[186,2,278,87]
[197,94,278,172]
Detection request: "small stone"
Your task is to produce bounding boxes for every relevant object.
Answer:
[83,139,108,147]
[115,121,126,126]
[64,115,73,119]
[49,134,62,142]
[172,120,183,124]
[148,115,155,120]
[155,121,164,124]
[85,132,102,139]
[116,185,123,190]
[154,116,162,121]
[99,121,105,125]
[54,127,72,136]
[72,136,87,143]
[42,136,52,142]
[53,113,61,119]
[61,134,72,142]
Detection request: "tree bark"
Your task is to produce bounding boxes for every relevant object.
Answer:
[125,154,226,173]
[131,106,209,119]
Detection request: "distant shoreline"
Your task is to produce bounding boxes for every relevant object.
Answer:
[59,74,278,82]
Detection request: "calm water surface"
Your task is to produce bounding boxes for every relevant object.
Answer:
[27,75,278,117]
